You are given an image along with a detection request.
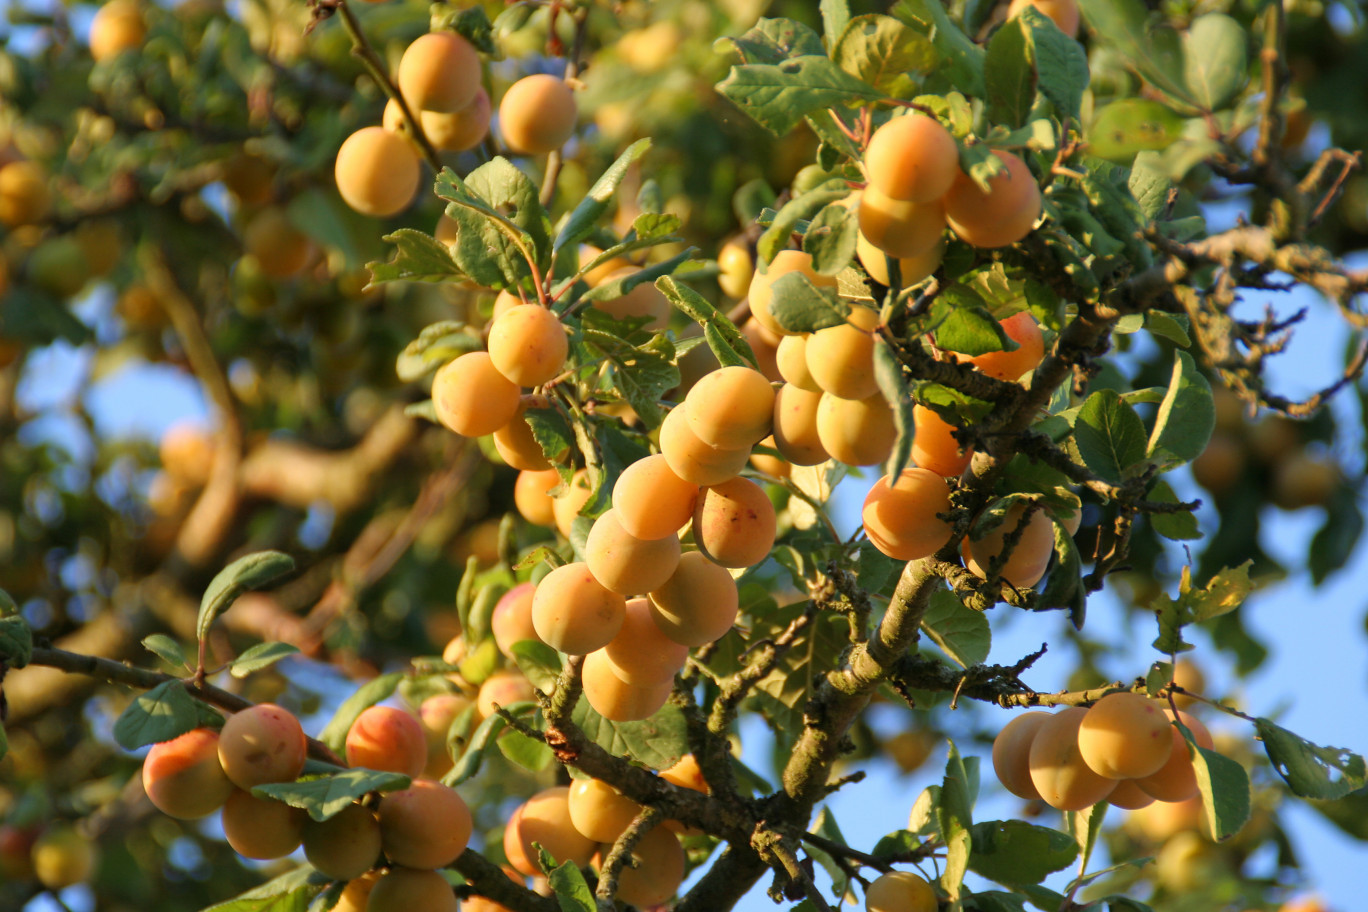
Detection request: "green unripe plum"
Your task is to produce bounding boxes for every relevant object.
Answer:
[302,802,382,881]
[141,727,236,819]
[499,74,578,155]
[377,779,472,869]
[346,705,426,778]
[217,702,308,789]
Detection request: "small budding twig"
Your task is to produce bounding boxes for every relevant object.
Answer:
[595,807,664,906]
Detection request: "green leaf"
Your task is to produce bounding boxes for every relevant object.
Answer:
[933,286,1014,356]
[317,671,404,754]
[1019,7,1088,120]
[1187,733,1251,840]
[498,727,555,772]
[142,634,186,667]
[1147,480,1200,541]
[555,140,651,254]
[968,820,1078,885]
[716,56,887,137]
[1151,562,1254,653]
[1077,0,1194,107]
[435,164,542,288]
[580,317,680,429]
[570,700,688,770]
[366,229,464,286]
[921,589,991,668]
[806,807,851,901]
[716,17,826,65]
[395,321,484,383]
[113,681,219,750]
[0,616,33,669]
[1182,14,1247,111]
[443,711,510,786]
[1073,389,1148,483]
[832,15,937,97]
[938,741,975,901]
[1037,519,1086,629]
[1147,350,1215,466]
[769,272,850,333]
[253,768,410,822]
[200,867,326,912]
[656,275,759,370]
[1145,311,1191,347]
[197,551,295,644]
[873,335,914,481]
[966,892,1030,912]
[546,856,596,912]
[758,184,849,265]
[821,0,852,49]
[510,640,562,692]
[1255,718,1368,801]
[802,200,859,276]
[525,408,577,485]
[581,247,696,305]
[230,642,301,679]
[872,828,924,858]
[1065,801,1107,872]
[1086,99,1185,164]
[893,0,986,97]
[984,16,1036,129]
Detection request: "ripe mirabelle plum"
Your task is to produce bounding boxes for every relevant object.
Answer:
[992,712,1051,801]
[861,468,953,561]
[487,303,568,387]
[89,0,146,61]
[476,668,538,720]
[609,826,686,908]
[222,790,306,859]
[301,802,382,881]
[805,306,880,402]
[864,869,938,912]
[505,786,597,876]
[431,352,522,438]
[500,74,578,155]
[717,238,754,299]
[603,597,688,685]
[581,649,673,722]
[910,404,972,478]
[397,32,482,113]
[0,161,52,227]
[815,391,897,467]
[743,318,784,381]
[859,188,946,259]
[1107,778,1157,810]
[459,867,525,912]
[1077,692,1173,780]
[567,777,644,843]
[648,550,740,647]
[514,468,559,527]
[531,562,627,655]
[963,502,1055,589]
[345,705,427,778]
[1135,709,1214,802]
[332,871,379,912]
[366,866,458,912]
[864,113,959,204]
[491,582,541,657]
[31,826,97,890]
[493,404,554,471]
[659,405,752,486]
[959,311,1045,381]
[217,702,308,789]
[418,693,473,778]
[585,508,682,595]
[776,334,820,392]
[612,454,699,540]
[335,127,421,218]
[772,384,830,466]
[747,249,837,337]
[944,150,1042,249]
[1027,708,1117,811]
[1008,0,1081,37]
[857,231,944,290]
[142,727,236,819]
[685,365,777,449]
[1171,657,1206,709]
[750,437,791,477]
[383,89,491,152]
[243,207,314,280]
[377,779,473,869]
[693,477,777,568]
[551,468,595,538]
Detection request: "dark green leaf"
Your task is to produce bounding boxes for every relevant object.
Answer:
[832,15,937,97]
[197,551,295,643]
[200,868,326,912]
[546,856,596,912]
[769,272,850,333]
[1145,311,1191,347]
[871,828,923,859]
[253,768,410,822]
[966,892,1030,912]
[1188,733,1251,840]
[657,275,758,370]
[0,616,34,668]
[1065,801,1108,872]
[570,700,688,770]
[802,200,859,276]
[525,408,577,485]
[443,711,510,786]
[968,819,1078,885]
[716,56,887,137]
[938,741,974,900]
[873,335,914,480]
[821,0,852,49]
[716,17,826,65]
[1018,7,1088,120]
[1147,351,1214,466]
[498,727,555,772]
[758,184,849,265]
[921,589,991,668]
[366,229,464,286]
[1074,389,1147,483]
[555,142,652,254]
[317,671,404,754]
[1086,99,1185,164]
[230,642,301,679]
[395,321,484,382]
[435,165,541,288]
[934,286,1014,356]
[1147,480,1201,541]
[1037,519,1086,628]
[510,640,562,692]
[1182,14,1247,110]
[984,16,1036,129]
[113,681,220,750]
[1310,495,1364,585]
[1256,718,1368,801]
[1077,0,1194,106]
[893,0,986,97]
[580,247,696,304]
